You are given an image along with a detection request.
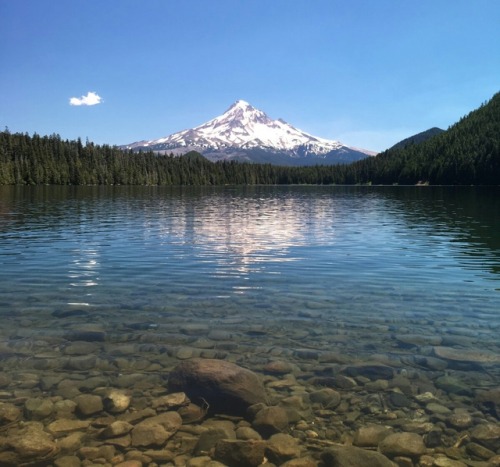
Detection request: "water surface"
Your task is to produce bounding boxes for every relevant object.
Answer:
[0,185,499,392]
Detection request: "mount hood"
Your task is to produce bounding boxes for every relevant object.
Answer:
[122,100,376,165]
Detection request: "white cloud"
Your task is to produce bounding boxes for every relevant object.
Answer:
[69,91,102,106]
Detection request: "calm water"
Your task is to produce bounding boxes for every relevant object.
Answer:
[0,185,499,389]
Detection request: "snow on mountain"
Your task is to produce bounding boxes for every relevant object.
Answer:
[122,100,376,165]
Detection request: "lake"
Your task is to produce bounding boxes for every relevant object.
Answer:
[0,185,499,464]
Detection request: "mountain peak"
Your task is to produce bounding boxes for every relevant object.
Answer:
[219,100,269,126]
[228,99,252,109]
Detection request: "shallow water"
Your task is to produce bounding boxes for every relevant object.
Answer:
[0,185,499,462]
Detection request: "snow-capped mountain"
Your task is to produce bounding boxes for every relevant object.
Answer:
[122,100,376,165]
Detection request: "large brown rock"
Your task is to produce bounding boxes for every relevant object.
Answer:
[168,359,267,416]
[322,445,396,467]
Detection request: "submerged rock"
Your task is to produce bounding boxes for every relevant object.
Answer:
[433,346,500,364]
[194,427,236,456]
[309,388,341,408]
[252,406,289,437]
[0,372,12,388]
[168,359,267,416]
[47,418,92,433]
[265,433,301,464]
[264,360,296,375]
[100,421,134,439]
[235,426,262,441]
[74,394,103,416]
[131,423,172,447]
[378,432,426,458]
[353,424,393,447]
[53,455,82,467]
[5,424,58,462]
[470,423,500,452]
[434,375,472,396]
[151,392,189,410]
[130,412,181,448]
[213,439,266,467]
[322,445,396,467]
[476,388,500,418]
[395,334,442,347]
[103,389,131,413]
[432,456,467,467]
[341,363,394,381]
[24,397,54,420]
[0,402,21,423]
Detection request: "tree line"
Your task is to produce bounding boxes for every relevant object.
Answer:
[0,132,354,186]
[0,92,498,186]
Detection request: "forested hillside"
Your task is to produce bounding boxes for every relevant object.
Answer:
[389,127,444,150]
[0,92,498,186]
[352,92,500,185]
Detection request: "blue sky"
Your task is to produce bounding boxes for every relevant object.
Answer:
[1,0,499,152]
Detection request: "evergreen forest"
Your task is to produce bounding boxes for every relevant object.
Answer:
[1,92,498,186]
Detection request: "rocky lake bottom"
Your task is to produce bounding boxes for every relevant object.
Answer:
[0,300,499,467]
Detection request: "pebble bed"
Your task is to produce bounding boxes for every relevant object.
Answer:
[0,301,499,467]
